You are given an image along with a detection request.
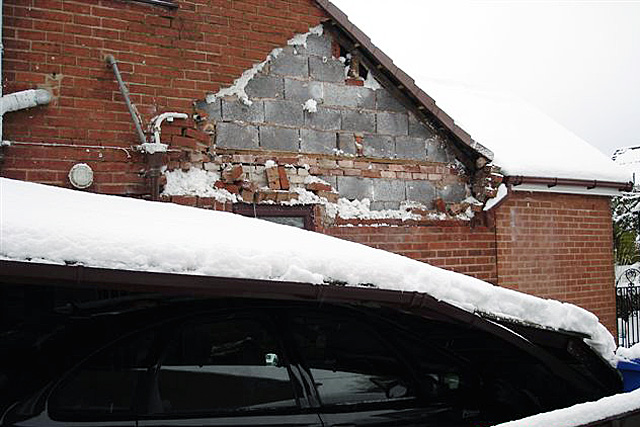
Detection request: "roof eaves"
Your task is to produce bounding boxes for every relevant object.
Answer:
[314,0,494,165]
[504,176,633,193]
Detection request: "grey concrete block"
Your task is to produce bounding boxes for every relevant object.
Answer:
[439,182,468,202]
[370,201,401,210]
[406,180,436,206]
[377,111,408,136]
[373,179,405,202]
[324,84,375,109]
[221,98,264,123]
[195,98,222,121]
[264,100,304,127]
[319,175,337,189]
[383,201,401,210]
[284,78,324,102]
[245,74,284,99]
[309,56,344,83]
[259,125,299,151]
[337,176,374,200]
[337,133,356,155]
[341,110,375,133]
[300,129,336,154]
[408,114,435,139]
[305,106,341,131]
[270,52,309,78]
[376,88,404,112]
[370,201,385,211]
[216,122,258,149]
[427,138,451,163]
[306,34,333,57]
[396,136,426,160]
[363,134,394,158]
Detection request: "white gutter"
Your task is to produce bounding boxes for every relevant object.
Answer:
[510,183,624,197]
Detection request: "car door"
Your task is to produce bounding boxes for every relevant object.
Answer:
[285,308,465,426]
[136,310,322,426]
[24,323,160,427]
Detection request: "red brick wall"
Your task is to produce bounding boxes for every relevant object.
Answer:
[494,192,617,334]
[323,222,498,284]
[1,0,325,193]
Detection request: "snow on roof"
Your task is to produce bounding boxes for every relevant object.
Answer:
[324,2,630,184]
[417,79,631,183]
[493,387,640,427]
[613,145,640,187]
[0,178,617,362]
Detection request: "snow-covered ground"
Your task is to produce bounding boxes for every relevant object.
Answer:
[0,178,618,364]
[617,342,640,361]
[493,387,640,427]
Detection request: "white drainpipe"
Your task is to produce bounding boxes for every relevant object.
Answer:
[1,0,3,143]
[1,89,52,115]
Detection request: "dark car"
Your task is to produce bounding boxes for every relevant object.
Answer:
[0,276,622,427]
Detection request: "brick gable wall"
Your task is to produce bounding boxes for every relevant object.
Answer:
[495,192,617,333]
[1,0,325,193]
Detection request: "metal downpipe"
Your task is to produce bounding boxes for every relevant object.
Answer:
[105,54,147,147]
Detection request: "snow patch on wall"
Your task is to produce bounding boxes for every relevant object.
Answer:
[206,49,282,106]
[364,72,382,90]
[163,168,239,203]
[329,198,422,221]
[207,25,324,106]
[302,99,318,113]
[287,24,323,48]
[484,183,508,210]
[139,142,168,154]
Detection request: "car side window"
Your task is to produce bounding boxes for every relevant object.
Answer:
[49,327,158,418]
[152,316,298,415]
[289,311,416,406]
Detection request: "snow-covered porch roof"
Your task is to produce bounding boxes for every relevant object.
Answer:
[0,178,617,362]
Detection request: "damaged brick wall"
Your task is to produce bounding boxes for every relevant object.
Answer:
[0,0,325,194]
[495,192,617,334]
[185,28,477,223]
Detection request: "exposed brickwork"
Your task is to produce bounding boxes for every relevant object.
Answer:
[1,0,325,194]
[495,192,617,333]
[323,222,498,284]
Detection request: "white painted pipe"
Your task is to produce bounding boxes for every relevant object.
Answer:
[151,112,188,145]
[1,89,52,115]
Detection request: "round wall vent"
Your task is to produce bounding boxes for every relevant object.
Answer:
[68,163,94,189]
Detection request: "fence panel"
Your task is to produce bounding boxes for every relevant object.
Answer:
[617,268,640,348]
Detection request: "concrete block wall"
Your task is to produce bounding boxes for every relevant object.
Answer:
[207,35,455,165]
[201,30,467,210]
